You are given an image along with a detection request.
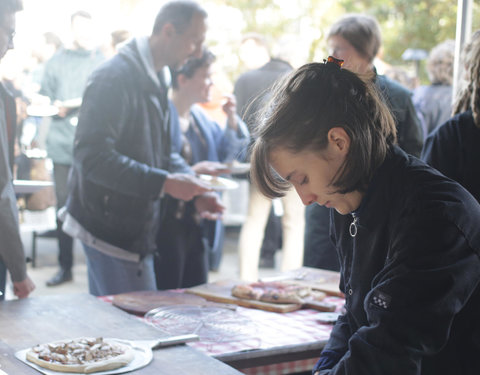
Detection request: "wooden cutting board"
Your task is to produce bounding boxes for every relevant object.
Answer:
[261,267,344,297]
[112,290,211,315]
[186,280,301,313]
[186,279,337,313]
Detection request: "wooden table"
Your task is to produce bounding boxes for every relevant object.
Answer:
[99,267,344,374]
[185,267,344,374]
[0,293,243,375]
[187,299,344,374]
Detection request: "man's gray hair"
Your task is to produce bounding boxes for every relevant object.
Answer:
[152,0,207,35]
[0,0,23,17]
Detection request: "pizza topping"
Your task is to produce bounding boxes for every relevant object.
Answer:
[30,337,127,366]
[232,281,325,304]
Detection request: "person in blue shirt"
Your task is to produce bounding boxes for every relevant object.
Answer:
[155,48,249,289]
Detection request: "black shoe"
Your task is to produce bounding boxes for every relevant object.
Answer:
[46,269,73,287]
[259,257,275,269]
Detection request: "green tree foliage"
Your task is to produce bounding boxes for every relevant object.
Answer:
[340,0,460,64]
[207,0,480,83]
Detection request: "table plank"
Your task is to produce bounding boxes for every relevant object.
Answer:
[0,294,242,375]
[0,341,38,374]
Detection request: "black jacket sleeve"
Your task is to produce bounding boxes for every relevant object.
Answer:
[316,209,480,374]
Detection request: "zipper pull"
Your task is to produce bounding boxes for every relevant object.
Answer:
[349,214,358,237]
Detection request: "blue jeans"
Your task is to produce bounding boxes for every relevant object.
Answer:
[82,243,157,296]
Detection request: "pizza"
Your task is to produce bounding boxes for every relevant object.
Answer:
[231,281,326,304]
[26,337,135,373]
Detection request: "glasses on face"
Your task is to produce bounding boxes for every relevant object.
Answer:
[1,26,16,43]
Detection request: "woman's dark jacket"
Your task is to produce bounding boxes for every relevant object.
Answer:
[421,110,480,203]
[314,146,480,375]
[66,39,190,257]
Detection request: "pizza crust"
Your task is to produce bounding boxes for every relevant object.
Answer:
[232,281,324,304]
[26,338,135,374]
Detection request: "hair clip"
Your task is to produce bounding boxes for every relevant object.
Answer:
[324,56,344,68]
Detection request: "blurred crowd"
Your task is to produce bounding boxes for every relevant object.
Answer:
[0,0,478,301]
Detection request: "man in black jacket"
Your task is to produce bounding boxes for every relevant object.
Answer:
[63,0,223,296]
[0,0,35,300]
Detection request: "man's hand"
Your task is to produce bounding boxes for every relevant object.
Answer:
[163,173,212,201]
[192,161,231,176]
[13,276,35,299]
[194,192,225,220]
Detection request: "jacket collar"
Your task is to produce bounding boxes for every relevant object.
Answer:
[351,145,402,223]
[118,38,169,95]
[135,36,162,89]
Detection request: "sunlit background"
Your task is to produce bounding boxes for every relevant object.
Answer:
[2,0,480,96]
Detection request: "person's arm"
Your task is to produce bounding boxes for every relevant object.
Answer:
[0,146,35,298]
[210,96,250,163]
[0,184,27,284]
[315,209,480,374]
[13,277,35,298]
[312,314,352,374]
[194,191,225,220]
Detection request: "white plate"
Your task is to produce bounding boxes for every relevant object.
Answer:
[15,339,153,375]
[198,175,239,191]
[228,162,250,175]
[26,105,59,117]
[13,180,53,194]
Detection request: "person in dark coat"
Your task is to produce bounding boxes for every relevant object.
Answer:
[413,39,455,137]
[0,0,35,300]
[249,58,480,375]
[421,30,480,203]
[304,13,424,272]
[62,1,223,296]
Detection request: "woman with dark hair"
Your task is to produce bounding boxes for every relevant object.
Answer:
[250,58,480,375]
[154,48,249,289]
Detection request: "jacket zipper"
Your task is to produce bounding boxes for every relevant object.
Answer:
[349,212,358,237]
